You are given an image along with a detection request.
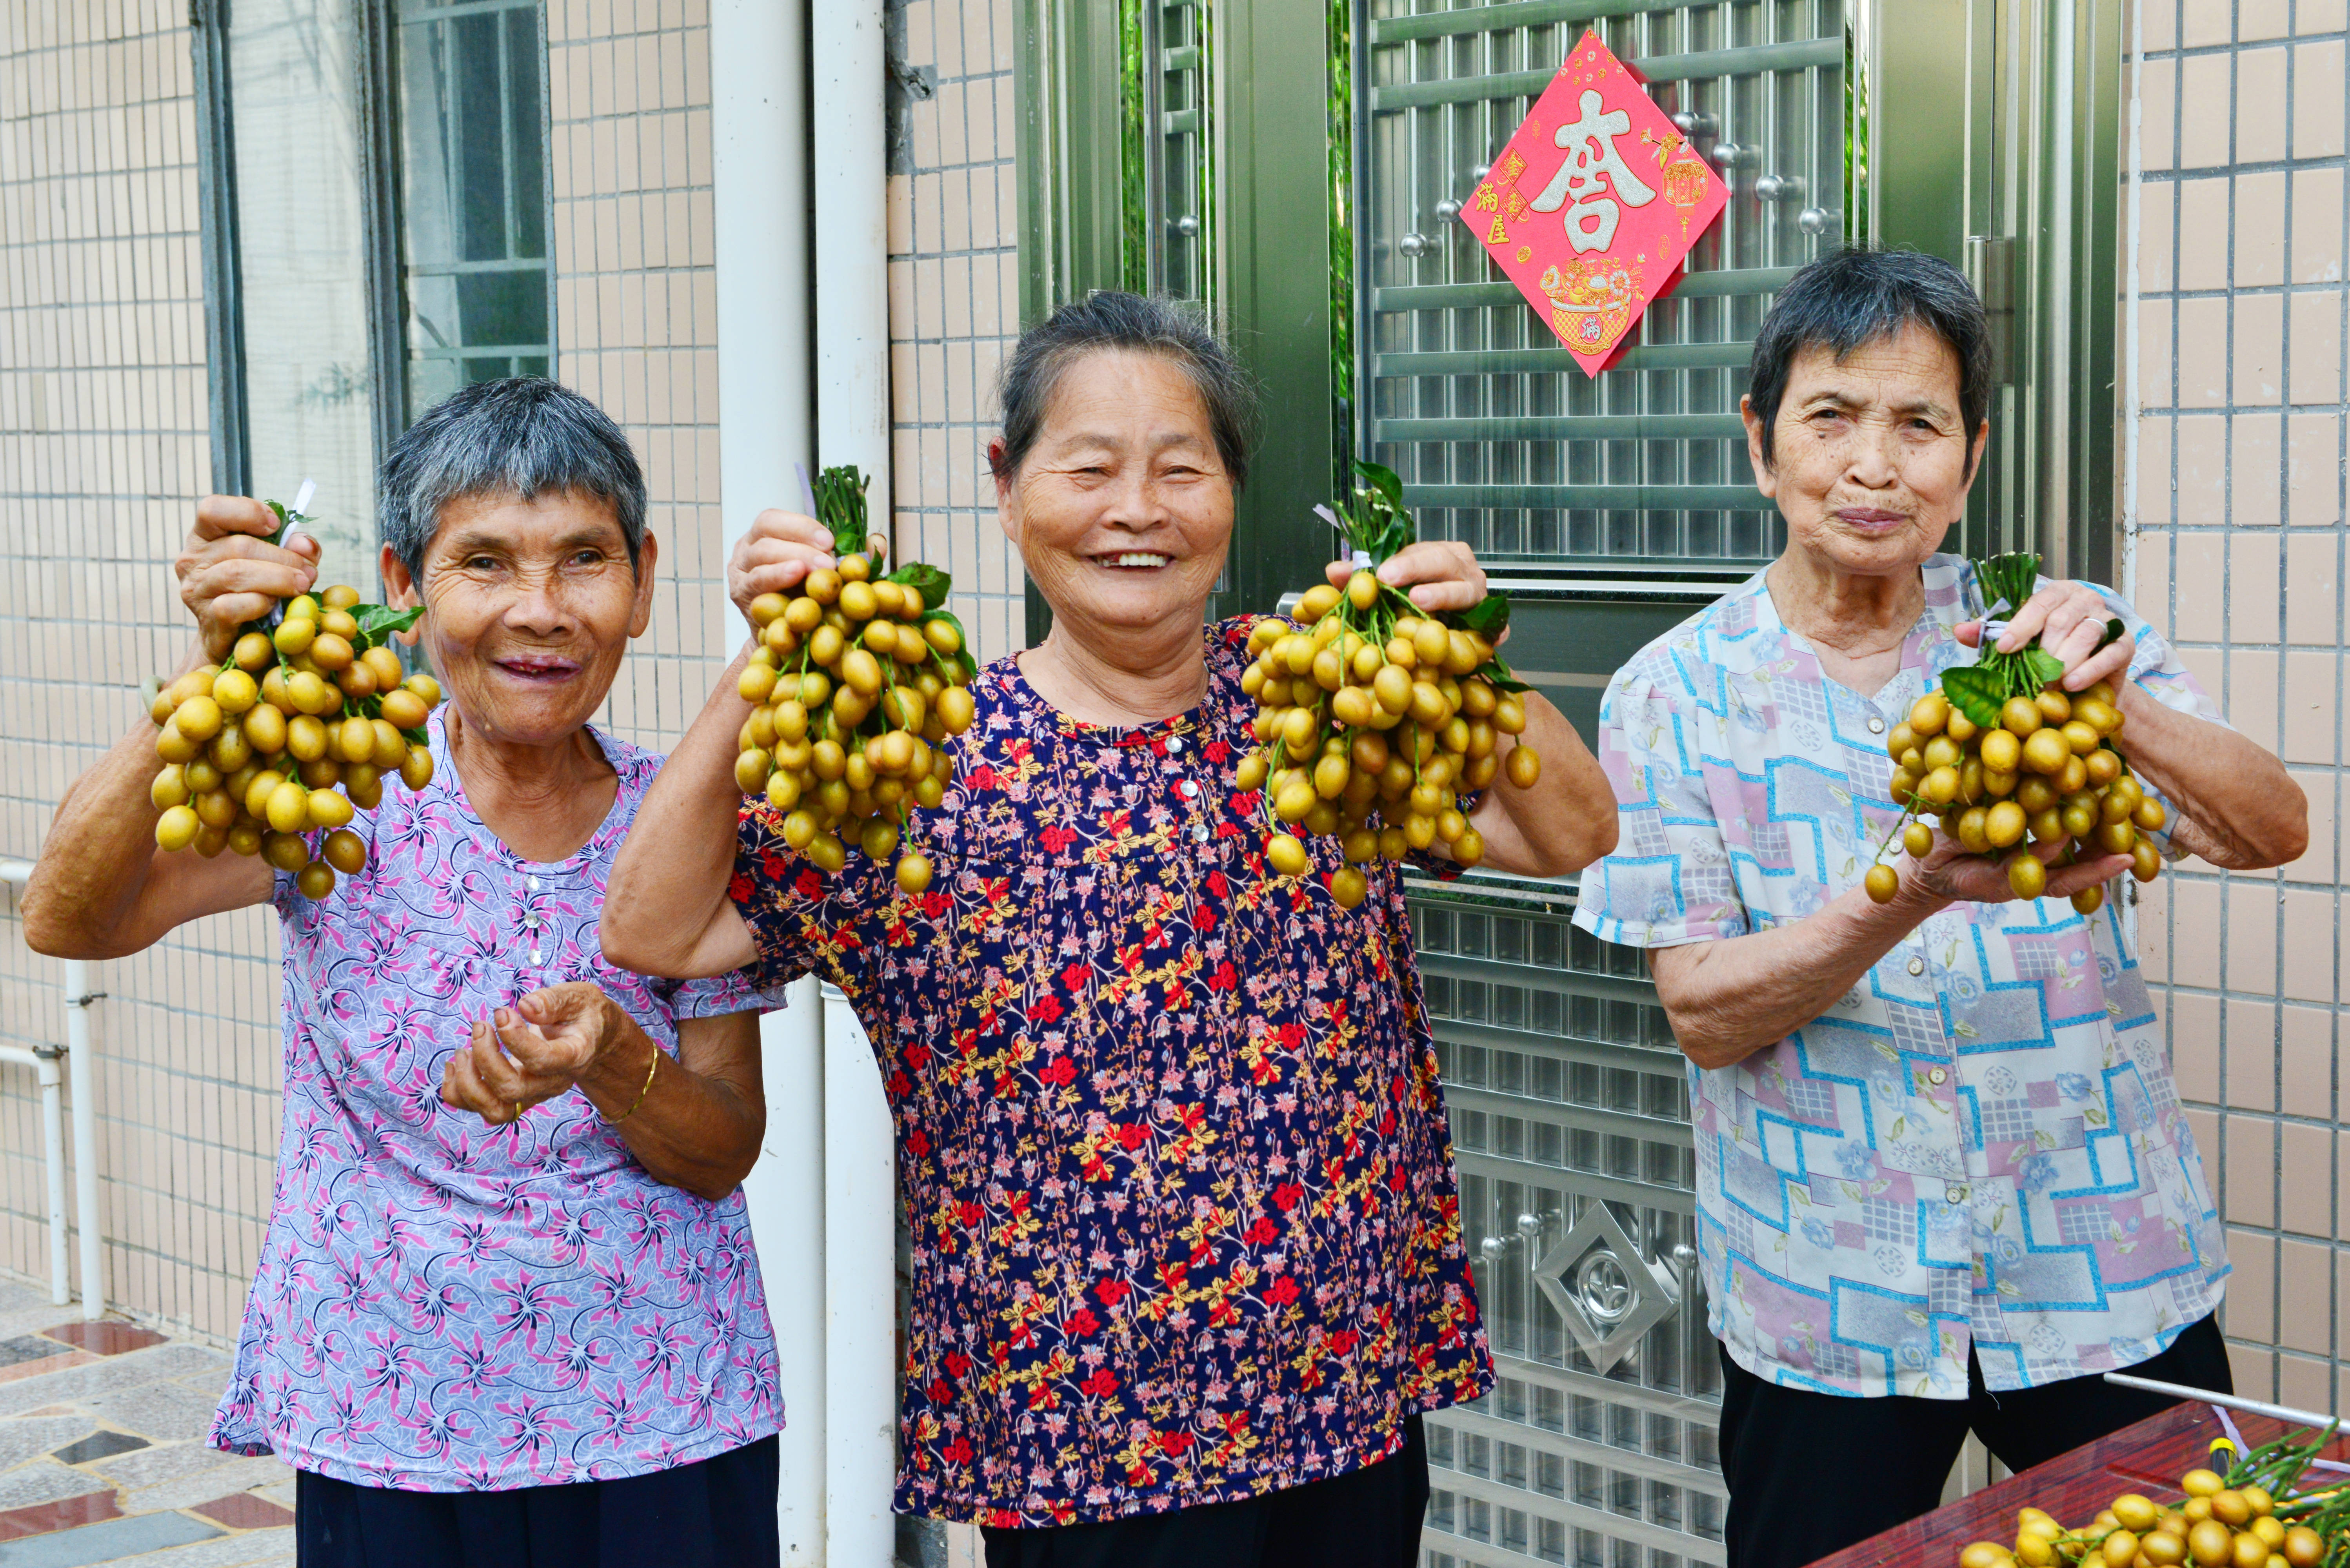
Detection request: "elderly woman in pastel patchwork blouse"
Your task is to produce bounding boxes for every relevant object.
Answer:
[602,292,1621,1568]
[1570,247,2308,1568]
[27,379,785,1568]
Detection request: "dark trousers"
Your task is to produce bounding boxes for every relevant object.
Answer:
[295,1434,780,1568]
[1716,1314,2232,1568]
[981,1417,1429,1568]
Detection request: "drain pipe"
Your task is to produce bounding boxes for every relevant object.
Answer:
[0,858,101,1318]
[810,0,897,1559]
[708,0,825,1560]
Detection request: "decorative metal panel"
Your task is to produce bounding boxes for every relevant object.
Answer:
[1359,0,1853,578]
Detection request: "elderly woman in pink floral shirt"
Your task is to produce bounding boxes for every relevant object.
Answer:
[26,379,785,1568]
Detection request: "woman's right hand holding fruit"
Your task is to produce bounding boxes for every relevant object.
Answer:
[175,496,320,661]
[1888,829,2128,912]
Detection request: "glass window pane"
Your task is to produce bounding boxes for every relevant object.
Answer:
[227,0,380,588]
[397,0,552,423]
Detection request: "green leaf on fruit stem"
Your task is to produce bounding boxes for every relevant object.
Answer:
[1475,651,1530,693]
[2023,647,2067,687]
[886,561,951,608]
[402,727,429,748]
[356,604,425,639]
[1352,457,1405,508]
[2094,616,2125,653]
[1937,664,2005,729]
[1455,592,1510,640]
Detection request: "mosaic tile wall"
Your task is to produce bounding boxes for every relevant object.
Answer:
[2132,0,2350,1413]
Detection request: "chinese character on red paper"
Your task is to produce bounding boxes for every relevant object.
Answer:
[1458,29,1729,377]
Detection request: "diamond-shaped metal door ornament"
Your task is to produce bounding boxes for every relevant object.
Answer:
[1530,1200,1680,1374]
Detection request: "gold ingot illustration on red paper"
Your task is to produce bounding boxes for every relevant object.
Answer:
[1458,28,1729,377]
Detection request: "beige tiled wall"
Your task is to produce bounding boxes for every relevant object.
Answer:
[0,0,281,1343]
[887,0,1028,666]
[546,0,740,753]
[2132,0,2350,1410]
[0,0,749,1344]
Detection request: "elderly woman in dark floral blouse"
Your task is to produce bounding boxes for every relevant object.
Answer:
[603,292,1618,1568]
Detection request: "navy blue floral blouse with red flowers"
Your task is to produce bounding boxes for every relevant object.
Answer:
[729,617,1492,1527]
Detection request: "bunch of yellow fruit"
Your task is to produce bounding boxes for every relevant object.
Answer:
[1865,677,2166,911]
[1234,459,1541,906]
[1864,551,2166,912]
[151,518,441,900]
[733,466,975,895]
[1957,1464,2330,1568]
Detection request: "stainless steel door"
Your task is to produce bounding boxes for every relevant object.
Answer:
[1357,5,1856,1564]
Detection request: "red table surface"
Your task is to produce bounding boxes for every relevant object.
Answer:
[1808,1401,2350,1568]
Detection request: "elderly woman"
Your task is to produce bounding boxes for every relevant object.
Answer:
[24,379,784,1567]
[602,291,1617,1566]
[1573,248,2307,1568]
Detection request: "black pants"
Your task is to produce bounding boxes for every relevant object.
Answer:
[295,1435,780,1568]
[1716,1314,2232,1568]
[981,1417,1429,1568]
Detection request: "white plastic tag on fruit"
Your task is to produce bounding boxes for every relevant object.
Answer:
[1978,619,2009,643]
[1352,550,1373,570]
[280,477,315,556]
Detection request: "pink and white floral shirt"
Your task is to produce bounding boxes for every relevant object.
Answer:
[209,713,784,1490]
[1574,555,2228,1399]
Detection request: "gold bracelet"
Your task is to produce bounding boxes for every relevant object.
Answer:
[607,1043,660,1124]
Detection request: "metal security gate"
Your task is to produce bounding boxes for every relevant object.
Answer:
[1356,4,1857,1563]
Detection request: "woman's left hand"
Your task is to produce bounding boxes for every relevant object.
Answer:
[1323,540,1491,620]
[442,982,629,1127]
[1957,580,2136,692]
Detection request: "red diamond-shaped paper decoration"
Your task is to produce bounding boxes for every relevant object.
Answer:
[1458,29,1729,377]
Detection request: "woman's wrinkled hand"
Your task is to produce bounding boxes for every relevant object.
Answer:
[1956,580,2136,692]
[729,510,847,626]
[1899,830,2128,909]
[1322,539,1492,621]
[440,982,627,1127]
[175,496,320,661]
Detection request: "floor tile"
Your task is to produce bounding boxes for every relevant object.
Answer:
[0,1510,218,1566]
[49,1431,146,1466]
[0,1343,61,1372]
[0,1464,107,1514]
[0,1490,120,1544]
[186,1496,293,1533]
[0,1349,224,1421]
[39,1326,165,1360]
[0,1358,92,1391]
[120,1458,292,1518]
[87,1445,232,1490]
[0,1420,93,1474]
[100,1524,290,1568]
[81,1386,220,1448]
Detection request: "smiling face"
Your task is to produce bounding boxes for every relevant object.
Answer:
[993,349,1234,647]
[1745,322,1988,584]
[381,488,656,748]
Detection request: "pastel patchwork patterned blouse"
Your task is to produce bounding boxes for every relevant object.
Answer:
[729,617,1493,1527]
[1573,555,2228,1399]
[210,715,784,1490]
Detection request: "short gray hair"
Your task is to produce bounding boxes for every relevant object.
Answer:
[1747,247,1992,475]
[378,377,646,578]
[990,291,1257,488]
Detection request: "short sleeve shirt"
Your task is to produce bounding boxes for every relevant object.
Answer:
[209,713,785,1490]
[1572,556,2228,1399]
[727,618,1493,1527]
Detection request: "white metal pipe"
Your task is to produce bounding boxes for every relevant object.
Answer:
[63,960,100,1320]
[2103,1372,2340,1431]
[0,858,78,1310]
[0,1042,69,1305]
[708,1,822,1555]
[811,0,896,1556]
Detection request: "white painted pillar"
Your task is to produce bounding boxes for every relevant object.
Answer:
[811,0,900,1556]
[709,2,823,1559]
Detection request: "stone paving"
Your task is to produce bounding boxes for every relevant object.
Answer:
[0,1281,290,1567]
